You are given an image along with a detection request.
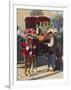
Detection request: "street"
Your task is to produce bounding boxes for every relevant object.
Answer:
[17,64,63,80]
[39,71,63,80]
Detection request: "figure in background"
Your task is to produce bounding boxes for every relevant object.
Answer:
[17,26,24,64]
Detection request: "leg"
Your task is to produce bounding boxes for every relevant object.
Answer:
[33,55,37,73]
[25,56,30,76]
[47,54,51,69]
[50,53,56,70]
[25,66,27,76]
[28,57,32,76]
[24,57,28,76]
[30,57,33,72]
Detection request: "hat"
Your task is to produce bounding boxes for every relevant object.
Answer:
[47,28,54,34]
[27,35,33,41]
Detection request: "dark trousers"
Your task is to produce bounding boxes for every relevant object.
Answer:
[48,53,56,68]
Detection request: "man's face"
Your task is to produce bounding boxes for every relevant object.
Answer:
[48,33,53,37]
[27,39,32,44]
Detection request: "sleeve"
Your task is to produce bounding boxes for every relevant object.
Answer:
[48,37,54,47]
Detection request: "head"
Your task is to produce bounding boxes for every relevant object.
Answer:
[47,31,53,37]
[47,28,54,37]
[27,36,33,44]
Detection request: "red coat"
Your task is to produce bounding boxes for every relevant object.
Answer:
[21,42,33,57]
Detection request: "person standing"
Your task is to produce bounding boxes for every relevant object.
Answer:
[45,29,56,71]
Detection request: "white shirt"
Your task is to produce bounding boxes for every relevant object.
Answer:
[48,37,54,47]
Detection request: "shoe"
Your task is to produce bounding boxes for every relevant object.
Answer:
[33,69,37,73]
[47,68,50,71]
[53,67,56,71]
[50,66,53,71]
[25,72,28,76]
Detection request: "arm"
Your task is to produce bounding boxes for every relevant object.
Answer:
[48,37,54,47]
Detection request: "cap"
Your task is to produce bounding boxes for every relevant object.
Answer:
[27,35,33,41]
[47,28,54,34]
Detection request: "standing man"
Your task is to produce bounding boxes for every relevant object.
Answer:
[45,29,56,71]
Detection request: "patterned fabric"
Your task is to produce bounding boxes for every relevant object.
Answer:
[24,28,36,35]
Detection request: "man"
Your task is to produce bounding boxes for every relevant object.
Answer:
[45,29,56,71]
[21,35,37,76]
[21,35,33,76]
